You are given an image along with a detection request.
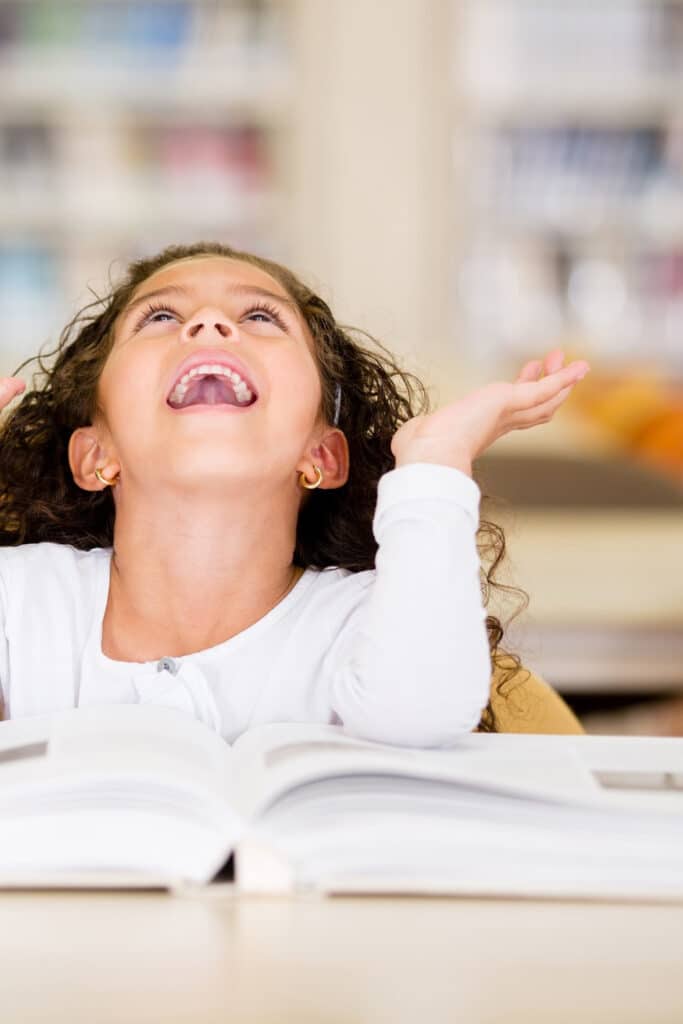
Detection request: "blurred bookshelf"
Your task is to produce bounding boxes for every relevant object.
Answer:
[0,0,291,376]
[447,1,683,719]
[451,0,683,377]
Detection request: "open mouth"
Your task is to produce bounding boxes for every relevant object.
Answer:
[167,364,258,410]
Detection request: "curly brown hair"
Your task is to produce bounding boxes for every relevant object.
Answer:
[0,241,526,731]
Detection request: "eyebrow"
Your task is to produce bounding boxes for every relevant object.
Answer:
[120,282,298,326]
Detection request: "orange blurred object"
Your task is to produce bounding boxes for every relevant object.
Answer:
[633,407,683,480]
[570,372,667,444]
[571,369,683,483]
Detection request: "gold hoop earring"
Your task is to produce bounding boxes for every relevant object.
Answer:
[95,467,119,487]
[299,465,323,490]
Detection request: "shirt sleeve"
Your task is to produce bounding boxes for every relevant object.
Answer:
[325,462,492,747]
[0,552,11,720]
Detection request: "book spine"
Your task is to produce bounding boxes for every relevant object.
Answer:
[234,839,295,895]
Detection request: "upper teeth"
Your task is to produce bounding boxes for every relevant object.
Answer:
[168,363,254,405]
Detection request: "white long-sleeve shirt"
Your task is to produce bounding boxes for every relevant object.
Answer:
[0,463,491,747]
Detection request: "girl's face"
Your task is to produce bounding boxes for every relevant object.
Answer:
[96,255,324,492]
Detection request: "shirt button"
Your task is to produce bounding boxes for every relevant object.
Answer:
[157,656,179,675]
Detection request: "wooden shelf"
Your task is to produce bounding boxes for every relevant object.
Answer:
[0,190,279,238]
[459,78,683,126]
[0,61,291,117]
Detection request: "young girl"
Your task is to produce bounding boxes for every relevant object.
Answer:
[0,242,589,745]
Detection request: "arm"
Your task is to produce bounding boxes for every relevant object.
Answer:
[326,463,491,747]
[0,377,24,723]
[0,556,10,722]
[327,349,590,748]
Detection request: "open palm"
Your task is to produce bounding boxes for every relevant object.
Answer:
[392,350,590,469]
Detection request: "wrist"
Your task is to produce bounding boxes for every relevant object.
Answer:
[393,444,473,477]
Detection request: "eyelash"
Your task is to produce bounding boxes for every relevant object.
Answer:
[134,300,289,333]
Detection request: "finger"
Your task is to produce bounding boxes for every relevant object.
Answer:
[516,359,543,383]
[543,349,565,376]
[510,384,574,429]
[514,361,589,410]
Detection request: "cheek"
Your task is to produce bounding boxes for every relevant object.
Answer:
[97,356,157,434]
[273,348,322,413]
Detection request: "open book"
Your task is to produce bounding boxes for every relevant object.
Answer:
[1,704,683,899]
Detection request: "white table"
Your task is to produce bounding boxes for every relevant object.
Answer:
[1,888,682,1023]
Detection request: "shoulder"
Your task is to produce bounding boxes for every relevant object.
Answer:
[487,656,584,735]
[294,566,375,646]
[286,567,374,676]
[0,542,109,595]
[302,565,375,609]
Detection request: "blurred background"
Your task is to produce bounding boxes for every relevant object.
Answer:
[0,0,682,734]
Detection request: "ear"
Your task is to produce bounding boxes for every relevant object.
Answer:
[297,428,349,490]
[68,426,120,492]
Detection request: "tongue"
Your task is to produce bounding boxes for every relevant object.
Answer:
[178,375,240,408]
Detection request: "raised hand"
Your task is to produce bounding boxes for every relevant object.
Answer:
[391,349,590,475]
[0,377,25,414]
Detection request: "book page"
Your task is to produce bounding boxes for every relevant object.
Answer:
[0,705,241,884]
[0,703,234,803]
[230,723,600,820]
[233,728,683,899]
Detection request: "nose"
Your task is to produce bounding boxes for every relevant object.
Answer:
[180,307,235,343]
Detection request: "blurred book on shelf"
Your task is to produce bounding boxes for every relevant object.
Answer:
[459,0,683,113]
[0,1,288,103]
[452,0,683,416]
[0,0,290,375]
